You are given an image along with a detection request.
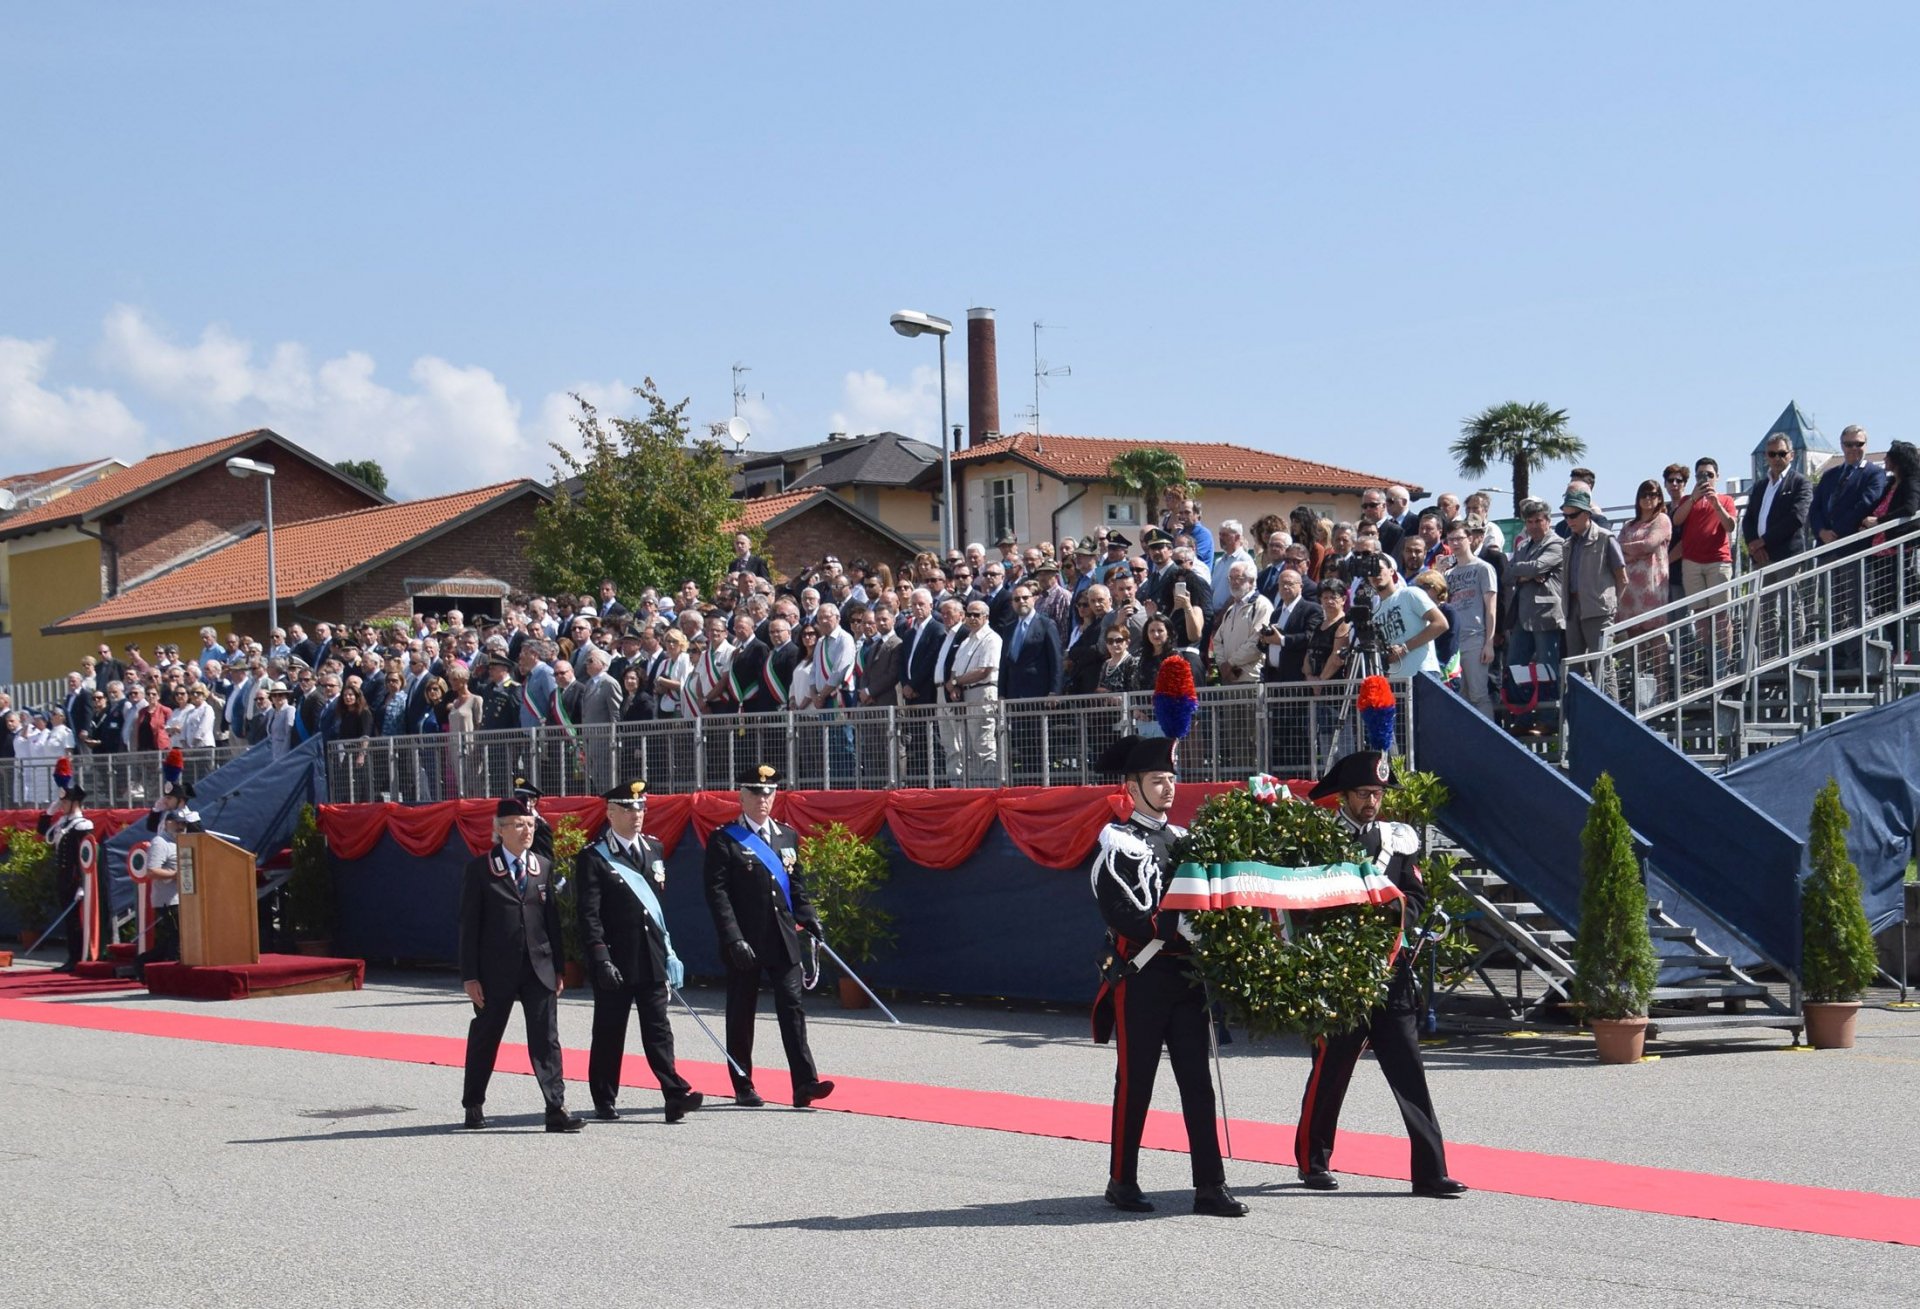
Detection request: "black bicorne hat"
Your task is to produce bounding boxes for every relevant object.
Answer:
[1308,750,1398,800]
[1096,734,1178,778]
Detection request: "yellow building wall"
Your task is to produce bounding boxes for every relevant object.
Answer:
[64,617,240,677]
[835,486,941,550]
[9,534,104,680]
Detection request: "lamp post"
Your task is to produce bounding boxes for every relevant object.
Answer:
[226,457,278,639]
[889,309,955,555]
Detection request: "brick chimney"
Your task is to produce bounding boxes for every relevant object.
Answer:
[967,307,999,448]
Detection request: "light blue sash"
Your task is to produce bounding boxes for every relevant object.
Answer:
[599,838,683,988]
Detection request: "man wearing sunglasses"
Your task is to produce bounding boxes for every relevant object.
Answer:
[1743,434,1814,569]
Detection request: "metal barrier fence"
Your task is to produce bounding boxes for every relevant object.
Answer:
[1564,516,1920,743]
[324,680,1419,803]
[0,744,247,810]
[2,678,67,717]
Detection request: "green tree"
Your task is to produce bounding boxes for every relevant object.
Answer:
[1451,401,1585,507]
[1105,448,1188,527]
[1572,772,1658,1020]
[333,458,389,494]
[1800,779,1878,1003]
[525,379,738,600]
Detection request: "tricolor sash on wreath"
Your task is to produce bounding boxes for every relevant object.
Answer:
[598,838,685,988]
[724,822,792,910]
[1160,859,1403,913]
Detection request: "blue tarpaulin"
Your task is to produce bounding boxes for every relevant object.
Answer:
[1411,673,1604,930]
[1565,678,1803,972]
[1722,695,1920,936]
[104,738,327,912]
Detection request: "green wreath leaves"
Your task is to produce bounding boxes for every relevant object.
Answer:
[1173,789,1401,1042]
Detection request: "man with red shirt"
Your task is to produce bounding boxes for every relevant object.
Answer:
[1673,457,1738,676]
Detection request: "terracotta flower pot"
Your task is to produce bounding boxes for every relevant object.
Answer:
[1803,1001,1861,1049]
[837,976,871,1010]
[1591,1015,1649,1064]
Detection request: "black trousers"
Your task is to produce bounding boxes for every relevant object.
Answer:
[462,965,567,1113]
[1109,958,1224,1187]
[588,977,692,1109]
[1294,996,1448,1184]
[724,954,818,1092]
[135,906,179,969]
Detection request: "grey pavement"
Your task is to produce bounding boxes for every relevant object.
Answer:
[3,969,1917,1307]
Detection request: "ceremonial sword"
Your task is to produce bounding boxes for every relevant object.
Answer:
[814,938,903,1025]
[666,982,749,1079]
[21,893,83,958]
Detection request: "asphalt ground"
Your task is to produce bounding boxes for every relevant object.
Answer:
[3,970,1917,1308]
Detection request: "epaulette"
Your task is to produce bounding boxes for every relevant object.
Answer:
[1377,820,1421,858]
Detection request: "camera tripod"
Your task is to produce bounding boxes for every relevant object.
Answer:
[1320,620,1390,774]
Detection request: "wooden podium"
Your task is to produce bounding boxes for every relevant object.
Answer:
[177,831,260,967]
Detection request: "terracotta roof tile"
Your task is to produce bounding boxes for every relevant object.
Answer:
[1,458,110,495]
[949,433,1420,496]
[0,430,274,536]
[728,488,827,529]
[49,480,535,632]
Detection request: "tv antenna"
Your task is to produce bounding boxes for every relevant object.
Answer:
[1029,321,1070,435]
[731,362,755,417]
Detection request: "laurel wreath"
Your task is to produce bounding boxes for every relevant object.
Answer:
[1173,788,1403,1042]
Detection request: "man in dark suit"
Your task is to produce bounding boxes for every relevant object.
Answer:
[856,602,904,708]
[577,780,702,1122]
[999,581,1064,700]
[1742,435,1816,653]
[62,674,95,755]
[1809,424,1886,550]
[457,797,583,1132]
[94,644,127,694]
[897,591,946,782]
[729,533,771,581]
[703,764,832,1108]
[1259,570,1324,684]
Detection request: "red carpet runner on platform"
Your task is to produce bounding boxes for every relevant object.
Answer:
[1,995,1913,1247]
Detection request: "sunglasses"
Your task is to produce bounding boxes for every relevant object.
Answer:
[1767,451,1791,460]
[1843,441,1866,449]
[1664,476,1686,484]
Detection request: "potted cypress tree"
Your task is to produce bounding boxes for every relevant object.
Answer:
[799,822,896,1008]
[1800,780,1878,1049]
[1572,773,1659,1063]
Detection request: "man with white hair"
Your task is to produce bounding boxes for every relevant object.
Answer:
[1209,519,1254,615]
[1212,559,1273,685]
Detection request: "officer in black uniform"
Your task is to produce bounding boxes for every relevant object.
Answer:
[457,796,583,1133]
[40,785,96,973]
[511,777,555,865]
[1090,734,1247,1217]
[702,763,833,1108]
[577,779,704,1122]
[1294,750,1466,1197]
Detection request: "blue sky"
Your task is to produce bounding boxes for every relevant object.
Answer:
[5,4,1916,504]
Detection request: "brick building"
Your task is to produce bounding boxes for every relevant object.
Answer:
[47,481,548,647]
[1,430,386,678]
[729,488,924,581]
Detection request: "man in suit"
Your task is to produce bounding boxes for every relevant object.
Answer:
[1260,568,1324,684]
[856,601,904,708]
[1810,424,1886,553]
[94,682,130,755]
[703,764,832,1108]
[457,797,583,1132]
[94,644,127,694]
[980,561,1018,638]
[897,588,946,783]
[720,613,766,713]
[729,533,771,581]
[1295,752,1464,1199]
[62,673,95,756]
[999,581,1064,701]
[578,648,623,790]
[577,780,702,1122]
[942,599,1003,784]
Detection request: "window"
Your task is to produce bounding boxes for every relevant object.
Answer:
[1103,498,1140,525]
[985,476,1018,544]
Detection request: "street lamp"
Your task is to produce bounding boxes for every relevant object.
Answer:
[226,457,278,639]
[889,309,955,555]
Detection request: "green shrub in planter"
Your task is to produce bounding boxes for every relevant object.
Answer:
[1572,773,1658,1020]
[800,822,895,968]
[549,816,591,968]
[286,804,336,941]
[1801,779,1878,1004]
[0,830,58,933]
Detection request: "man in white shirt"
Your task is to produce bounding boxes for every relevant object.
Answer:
[1208,520,1256,616]
[172,684,217,748]
[937,601,1002,784]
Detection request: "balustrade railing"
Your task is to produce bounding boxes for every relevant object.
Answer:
[323,680,1418,804]
[0,743,247,810]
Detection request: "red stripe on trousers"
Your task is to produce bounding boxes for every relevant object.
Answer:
[1109,979,1128,1182]
[1295,1036,1327,1171]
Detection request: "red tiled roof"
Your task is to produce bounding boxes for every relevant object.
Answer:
[1,458,111,495]
[728,488,828,529]
[0,430,273,537]
[48,481,538,632]
[949,433,1420,496]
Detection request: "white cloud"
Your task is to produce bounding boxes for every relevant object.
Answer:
[0,336,146,471]
[830,361,960,444]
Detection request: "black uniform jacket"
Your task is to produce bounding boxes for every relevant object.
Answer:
[1354,818,1426,1010]
[703,818,817,966]
[459,846,565,994]
[576,833,671,985]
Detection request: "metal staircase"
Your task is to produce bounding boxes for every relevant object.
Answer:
[1442,844,1798,1039]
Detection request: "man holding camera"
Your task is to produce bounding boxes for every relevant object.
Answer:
[1364,551,1448,678]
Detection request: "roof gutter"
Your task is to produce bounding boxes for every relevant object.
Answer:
[1051,477,1088,543]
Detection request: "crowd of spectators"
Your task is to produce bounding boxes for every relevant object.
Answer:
[7,438,1917,797]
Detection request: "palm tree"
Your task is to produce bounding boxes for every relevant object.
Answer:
[1106,448,1188,527]
[1452,402,1586,507]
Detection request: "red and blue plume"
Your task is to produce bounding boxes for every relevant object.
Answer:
[163,748,184,785]
[1152,656,1198,741]
[55,756,73,791]
[1357,675,1398,752]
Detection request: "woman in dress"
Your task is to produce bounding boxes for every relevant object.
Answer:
[442,663,483,797]
[1617,478,1674,701]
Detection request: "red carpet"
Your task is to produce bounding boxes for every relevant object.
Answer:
[0,995,1913,1247]
[142,954,366,1000]
[0,970,141,999]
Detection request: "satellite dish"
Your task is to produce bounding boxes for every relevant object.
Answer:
[0,488,16,512]
[726,416,751,451]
